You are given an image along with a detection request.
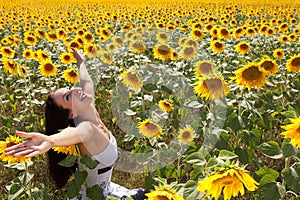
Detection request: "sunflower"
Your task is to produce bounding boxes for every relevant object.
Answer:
[170,50,179,61]
[234,63,266,90]
[146,188,183,200]
[286,54,300,72]
[60,52,75,64]
[210,39,224,53]
[52,145,78,156]
[180,46,196,60]
[112,36,124,47]
[153,44,172,60]
[158,100,174,112]
[37,49,50,61]
[194,60,214,76]
[1,46,15,58]
[0,135,30,164]
[138,119,163,138]
[194,76,229,100]
[24,35,37,45]
[129,41,146,54]
[84,43,99,58]
[156,32,169,43]
[120,70,142,89]
[217,27,230,39]
[68,40,81,51]
[273,49,284,59]
[56,28,67,39]
[2,58,19,75]
[236,41,250,55]
[258,56,278,75]
[83,31,95,43]
[18,66,28,77]
[100,51,114,65]
[198,168,259,200]
[281,118,300,147]
[184,39,198,49]
[190,29,203,40]
[35,28,46,38]
[22,48,33,59]
[39,59,57,77]
[177,127,195,143]
[46,32,59,42]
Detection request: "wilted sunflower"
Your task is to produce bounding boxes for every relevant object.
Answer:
[2,58,19,75]
[18,66,28,76]
[0,135,30,164]
[236,41,250,55]
[210,40,224,53]
[177,127,195,143]
[158,100,174,112]
[234,63,266,90]
[129,41,146,54]
[22,49,33,59]
[138,119,163,138]
[146,187,183,200]
[258,56,278,75]
[39,59,57,77]
[100,51,114,64]
[60,52,75,64]
[286,54,300,72]
[120,70,143,89]
[198,168,259,200]
[281,118,300,147]
[153,44,172,60]
[273,49,284,59]
[24,35,37,45]
[180,46,196,60]
[1,46,15,58]
[156,32,169,43]
[194,60,214,76]
[52,145,78,156]
[194,76,229,100]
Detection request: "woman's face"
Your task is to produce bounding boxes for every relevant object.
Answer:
[52,87,93,114]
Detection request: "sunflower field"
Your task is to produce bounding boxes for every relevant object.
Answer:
[1,0,300,199]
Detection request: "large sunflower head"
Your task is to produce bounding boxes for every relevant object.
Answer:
[39,59,57,77]
[217,27,230,39]
[24,35,37,46]
[194,60,214,76]
[138,119,163,138]
[0,135,31,164]
[120,70,143,89]
[194,76,229,100]
[258,56,278,75]
[286,54,300,72]
[178,127,195,143]
[62,68,79,83]
[2,58,19,75]
[190,29,203,40]
[1,46,15,58]
[281,118,300,147]
[234,62,266,90]
[153,44,172,60]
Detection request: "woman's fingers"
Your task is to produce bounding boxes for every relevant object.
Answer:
[16,131,35,138]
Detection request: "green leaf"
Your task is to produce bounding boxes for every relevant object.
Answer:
[258,182,285,200]
[80,155,100,169]
[145,176,155,192]
[67,171,88,199]
[256,167,279,180]
[58,155,77,167]
[20,171,34,186]
[87,185,105,200]
[258,141,283,159]
[32,188,51,200]
[206,157,219,168]
[218,150,238,160]
[7,184,24,200]
[282,138,297,158]
[282,167,300,193]
[184,152,206,166]
[260,174,277,185]
[183,180,202,200]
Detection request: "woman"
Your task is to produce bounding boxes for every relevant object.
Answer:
[5,48,145,200]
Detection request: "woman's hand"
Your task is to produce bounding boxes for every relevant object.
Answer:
[71,47,86,65]
[5,131,53,158]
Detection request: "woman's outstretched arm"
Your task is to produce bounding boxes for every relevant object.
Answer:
[71,47,95,97]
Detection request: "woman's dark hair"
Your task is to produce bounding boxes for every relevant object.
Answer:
[45,95,77,189]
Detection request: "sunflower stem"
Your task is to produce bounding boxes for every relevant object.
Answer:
[25,162,33,200]
[75,145,89,190]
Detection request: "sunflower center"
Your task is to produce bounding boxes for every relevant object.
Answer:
[159,34,168,40]
[199,62,212,74]
[69,70,77,77]
[261,61,274,70]
[8,62,16,69]
[155,195,170,200]
[240,44,249,50]
[182,131,191,139]
[102,30,109,37]
[184,47,194,56]
[291,58,300,67]
[28,36,35,42]
[127,73,139,83]
[116,38,123,44]
[193,30,202,36]
[145,122,157,130]
[158,45,171,55]
[214,42,223,49]
[133,42,144,50]
[85,34,93,40]
[104,53,112,61]
[204,78,223,90]
[4,48,12,54]
[70,42,79,48]
[242,66,262,81]
[221,29,229,36]
[44,63,54,71]
[64,55,71,60]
